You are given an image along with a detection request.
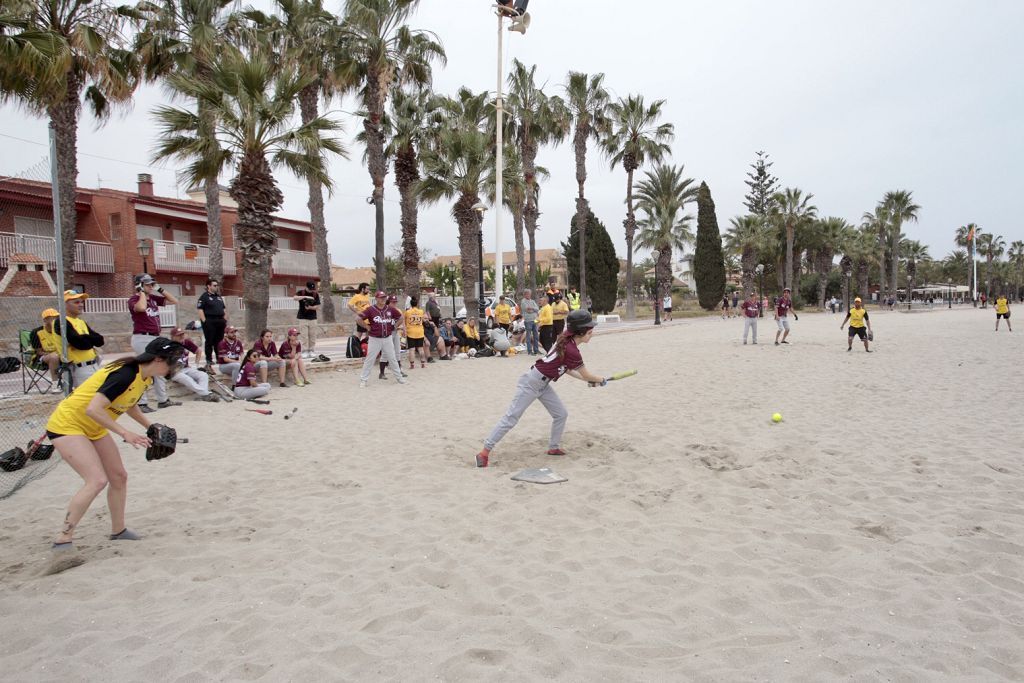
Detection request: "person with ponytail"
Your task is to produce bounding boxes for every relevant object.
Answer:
[475,310,608,468]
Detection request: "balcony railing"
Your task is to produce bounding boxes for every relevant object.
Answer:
[152,240,237,275]
[272,249,318,276]
[0,232,114,273]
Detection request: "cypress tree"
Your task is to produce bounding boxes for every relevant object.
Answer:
[562,208,619,313]
[694,181,726,310]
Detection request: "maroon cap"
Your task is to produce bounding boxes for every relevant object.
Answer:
[374,290,387,298]
[287,327,299,336]
[169,327,185,337]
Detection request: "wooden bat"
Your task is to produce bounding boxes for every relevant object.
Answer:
[245,408,272,415]
[283,408,298,420]
[247,398,271,405]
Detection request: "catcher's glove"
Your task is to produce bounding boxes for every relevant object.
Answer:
[145,423,177,461]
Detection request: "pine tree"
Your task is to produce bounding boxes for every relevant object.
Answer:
[744,151,780,217]
[694,181,726,310]
[562,208,619,313]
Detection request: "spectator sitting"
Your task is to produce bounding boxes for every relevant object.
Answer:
[487,327,512,356]
[463,318,483,351]
[30,308,64,393]
[254,328,287,387]
[510,315,526,346]
[278,327,310,386]
[168,327,220,402]
[439,319,459,359]
[216,325,243,380]
[423,317,448,361]
[233,348,271,400]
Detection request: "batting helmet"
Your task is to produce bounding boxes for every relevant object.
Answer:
[566,309,598,333]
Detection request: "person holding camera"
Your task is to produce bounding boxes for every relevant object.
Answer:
[197,278,227,373]
[128,274,181,414]
[293,280,321,357]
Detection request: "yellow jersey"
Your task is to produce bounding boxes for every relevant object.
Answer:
[350,292,370,312]
[464,324,480,341]
[552,301,570,321]
[36,327,61,354]
[995,297,1009,314]
[495,303,512,325]
[65,316,98,364]
[404,307,426,339]
[46,362,151,440]
[848,308,868,328]
[538,304,553,326]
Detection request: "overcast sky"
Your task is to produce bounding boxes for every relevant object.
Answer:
[2,0,1022,266]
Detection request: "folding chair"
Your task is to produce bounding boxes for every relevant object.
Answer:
[19,330,53,395]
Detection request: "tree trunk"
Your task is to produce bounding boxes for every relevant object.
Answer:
[857,260,869,302]
[393,142,421,301]
[784,221,795,305]
[816,250,831,309]
[455,194,480,321]
[512,203,525,298]
[522,137,539,291]
[364,72,388,292]
[574,126,589,302]
[527,225,537,291]
[231,152,283,340]
[623,164,637,319]
[198,97,225,286]
[889,229,900,304]
[298,84,336,321]
[658,247,672,301]
[878,252,888,301]
[740,246,755,295]
[48,75,81,289]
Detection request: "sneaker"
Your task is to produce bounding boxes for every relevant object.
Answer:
[396,376,407,385]
[547,448,566,456]
[196,394,220,402]
[781,341,789,344]
[50,384,63,394]
[359,380,367,388]
[157,400,182,408]
[420,362,426,369]
[774,341,780,346]
[139,405,155,414]
[280,382,287,388]
[743,341,747,345]
[427,358,435,363]
[476,450,489,468]
[303,379,311,385]
[295,379,305,387]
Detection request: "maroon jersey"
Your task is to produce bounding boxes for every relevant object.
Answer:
[235,361,259,387]
[742,300,759,318]
[278,339,301,358]
[254,338,277,358]
[181,338,199,367]
[534,337,584,382]
[217,338,242,364]
[360,305,403,337]
[776,298,793,317]
[128,292,165,335]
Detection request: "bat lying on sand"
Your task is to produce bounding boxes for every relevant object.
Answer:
[589,369,638,387]
[283,408,298,420]
[247,398,270,405]
[245,408,272,415]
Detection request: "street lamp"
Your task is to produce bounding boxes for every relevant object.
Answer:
[491,1,531,302]
[473,202,488,329]
[948,279,952,309]
[137,238,151,274]
[652,250,661,326]
[755,264,765,318]
[448,260,456,318]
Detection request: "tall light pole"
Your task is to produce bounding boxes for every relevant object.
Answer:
[473,203,488,329]
[492,1,530,302]
[652,250,661,326]
[448,260,456,318]
[756,264,765,318]
[948,279,952,309]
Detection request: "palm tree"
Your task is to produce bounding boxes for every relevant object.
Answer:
[976,232,1005,300]
[634,164,696,299]
[562,70,609,303]
[881,190,920,301]
[339,0,445,292]
[900,239,930,305]
[1,0,140,287]
[418,88,493,325]
[138,0,237,285]
[602,95,674,319]
[771,187,817,304]
[942,249,968,284]
[153,43,344,338]
[1008,240,1024,300]
[954,223,981,300]
[726,216,772,295]
[809,217,852,309]
[845,226,881,302]
[506,59,569,292]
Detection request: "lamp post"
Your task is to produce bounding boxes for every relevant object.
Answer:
[755,264,765,318]
[948,279,952,309]
[652,250,661,326]
[137,238,151,274]
[448,260,456,318]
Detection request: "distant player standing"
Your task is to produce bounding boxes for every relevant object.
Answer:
[359,291,405,388]
[840,297,873,352]
[774,287,798,345]
[404,296,429,369]
[475,310,608,468]
[995,293,1012,332]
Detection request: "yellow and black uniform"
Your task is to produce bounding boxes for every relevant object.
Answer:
[350,292,370,329]
[30,325,61,358]
[551,300,570,336]
[538,303,554,351]
[61,316,102,364]
[847,308,869,338]
[494,302,512,329]
[46,363,152,440]
[995,297,1010,318]
[404,307,426,348]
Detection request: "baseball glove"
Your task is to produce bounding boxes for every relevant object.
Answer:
[145,423,177,462]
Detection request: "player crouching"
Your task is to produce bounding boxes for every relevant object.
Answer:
[46,337,187,549]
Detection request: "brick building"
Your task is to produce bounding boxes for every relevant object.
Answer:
[0,175,322,298]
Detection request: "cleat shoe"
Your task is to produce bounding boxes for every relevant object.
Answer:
[280,382,287,388]
[157,400,182,408]
[476,450,489,468]
[546,448,566,456]
[359,380,367,388]
[139,405,155,414]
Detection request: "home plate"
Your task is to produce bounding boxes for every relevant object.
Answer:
[511,467,567,484]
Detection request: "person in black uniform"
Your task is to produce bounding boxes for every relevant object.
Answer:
[197,278,227,373]
[293,280,321,356]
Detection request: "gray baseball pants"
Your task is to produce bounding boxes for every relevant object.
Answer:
[484,368,568,451]
[743,316,757,343]
[131,333,167,405]
[360,335,402,382]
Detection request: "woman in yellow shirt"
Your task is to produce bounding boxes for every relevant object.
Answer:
[551,295,570,337]
[995,294,1011,332]
[840,297,873,352]
[537,300,554,352]
[46,337,187,550]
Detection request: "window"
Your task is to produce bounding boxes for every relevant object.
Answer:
[136,225,162,242]
[172,229,191,244]
[277,237,291,251]
[14,216,54,237]
[159,284,182,297]
[270,285,288,298]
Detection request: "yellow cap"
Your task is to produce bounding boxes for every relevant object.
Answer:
[41,308,60,319]
[854,297,862,303]
[63,290,88,302]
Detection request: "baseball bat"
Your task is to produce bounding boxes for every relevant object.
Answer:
[283,407,298,420]
[247,398,271,405]
[608,370,638,381]
[245,408,273,415]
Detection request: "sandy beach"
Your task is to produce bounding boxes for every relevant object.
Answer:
[1,306,1022,681]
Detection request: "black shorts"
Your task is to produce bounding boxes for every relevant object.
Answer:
[664,308,672,313]
[848,326,867,339]
[997,312,1010,319]
[46,430,66,440]
[407,337,424,348]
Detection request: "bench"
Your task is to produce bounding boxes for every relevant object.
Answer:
[596,314,621,323]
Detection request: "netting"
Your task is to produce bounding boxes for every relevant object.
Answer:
[0,399,62,500]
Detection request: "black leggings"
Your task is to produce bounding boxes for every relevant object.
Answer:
[539,325,554,351]
[202,318,227,365]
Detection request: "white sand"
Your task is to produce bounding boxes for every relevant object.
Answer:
[1,307,1022,680]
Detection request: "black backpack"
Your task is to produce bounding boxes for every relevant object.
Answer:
[345,335,364,358]
[0,357,21,374]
